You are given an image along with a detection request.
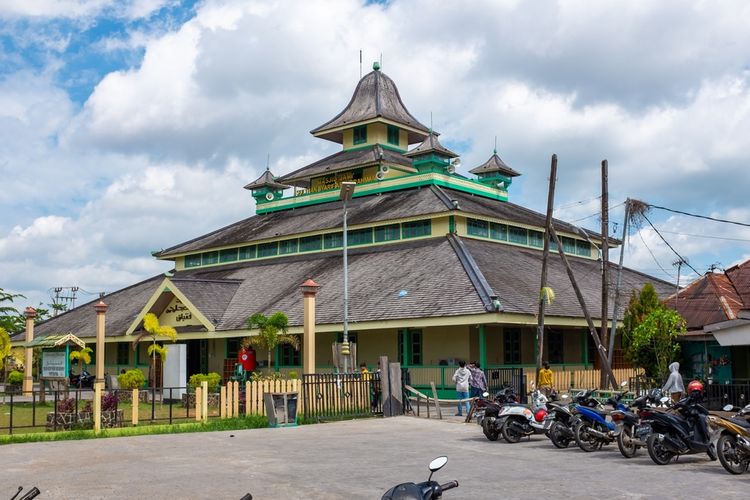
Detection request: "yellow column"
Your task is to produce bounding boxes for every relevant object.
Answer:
[132,388,139,426]
[23,307,36,394]
[94,300,108,385]
[94,381,102,434]
[300,279,321,375]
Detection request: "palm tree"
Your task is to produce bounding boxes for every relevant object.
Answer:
[242,312,299,375]
[133,313,177,390]
[69,347,93,372]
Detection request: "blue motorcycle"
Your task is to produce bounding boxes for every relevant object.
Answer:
[574,381,629,452]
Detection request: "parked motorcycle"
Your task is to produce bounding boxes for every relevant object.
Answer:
[641,394,718,465]
[574,381,629,452]
[481,385,520,441]
[611,388,663,458]
[473,385,516,427]
[496,383,552,443]
[381,456,459,500]
[545,389,599,449]
[708,403,750,474]
[69,368,95,389]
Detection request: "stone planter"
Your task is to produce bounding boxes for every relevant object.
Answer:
[5,385,22,395]
[116,390,148,403]
[46,409,124,431]
[181,392,220,408]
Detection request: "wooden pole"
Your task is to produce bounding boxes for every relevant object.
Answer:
[201,381,208,423]
[549,226,618,389]
[132,388,139,425]
[536,154,558,385]
[600,160,610,388]
[195,386,203,422]
[608,199,630,365]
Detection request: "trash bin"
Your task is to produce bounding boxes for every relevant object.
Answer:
[264,392,298,427]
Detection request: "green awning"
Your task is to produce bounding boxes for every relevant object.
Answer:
[25,333,87,349]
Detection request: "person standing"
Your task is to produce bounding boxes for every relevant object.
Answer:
[662,362,685,403]
[468,362,487,398]
[538,362,554,398]
[452,360,471,416]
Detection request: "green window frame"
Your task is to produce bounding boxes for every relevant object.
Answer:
[561,236,576,254]
[219,248,238,263]
[258,242,278,258]
[576,240,592,257]
[490,222,507,241]
[387,125,399,145]
[239,245,256,260]
[508,226,528,245]
[528,230,544,248]
[467,218,489,238]
[348,228,373,246]
[398,330,423,366]
[402,220,431,239]
[280,343,301,366]
[117,343,129,365]
[374,224,400,242]
[324,232,343,249]
[202,251,218,265]
[226,338,240,360]
[279,239,298,255]
[353,125,367,145]
[504,328,521,364]
[299,235,322,252]
[185,254,202,268]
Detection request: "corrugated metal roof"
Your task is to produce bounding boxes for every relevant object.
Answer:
[664,273,744,330]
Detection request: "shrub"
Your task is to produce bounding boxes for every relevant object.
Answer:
[188,372,222,392]
[288,371,298,380]
[56,398,77,413]
[118,369,145,390]
[7,370,23,386]
[83,392,119,413]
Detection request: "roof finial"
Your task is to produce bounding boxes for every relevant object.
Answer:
[359,49,362,79]
[430,111,433,134]
[494,136,497,155]
[266,153,270,171]
[373,60,380,71]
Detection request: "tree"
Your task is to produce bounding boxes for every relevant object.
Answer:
[133,313,177,390]
[629,308,685,378]
[1,326,11,383]
[621,283,664,376]
[242,312,299,375]
[0,288,25,333]
[69,347,93,374]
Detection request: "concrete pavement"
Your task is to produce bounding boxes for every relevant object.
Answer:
[1,416,747,499]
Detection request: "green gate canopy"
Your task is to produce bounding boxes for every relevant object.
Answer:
[25,333,86,349]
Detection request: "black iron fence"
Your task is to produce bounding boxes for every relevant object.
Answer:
[1,387,197,435]
[485,367,525,401]
[301,372,382,422]
[706,380,750,410]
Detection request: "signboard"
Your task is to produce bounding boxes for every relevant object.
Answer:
[159,296,201,328]
[42,350,68,378]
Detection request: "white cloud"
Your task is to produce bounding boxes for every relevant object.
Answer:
[0,0,169,20]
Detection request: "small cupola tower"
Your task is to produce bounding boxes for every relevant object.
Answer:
[404,132,459,174]
[469,146,520,192]
[244,167,290,206]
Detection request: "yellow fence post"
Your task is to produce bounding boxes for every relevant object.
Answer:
[195,386,203,422]
[245,381,251,416]
[93,382,102,434]
[132,389,139,426]
[220,385,227,419]
[201,381,208,423]
[233,381,240,417]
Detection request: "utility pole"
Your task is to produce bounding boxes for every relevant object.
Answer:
[600,160,610,387]
[536,155,557,386]
[549,226,618,389]
[673,258,686,297]
[608,199,630,367]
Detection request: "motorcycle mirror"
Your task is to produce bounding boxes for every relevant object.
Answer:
[428,456,448,472]
[723,404,734,412]
[482,392,489,398]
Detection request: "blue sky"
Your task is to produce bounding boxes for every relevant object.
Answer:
[2,0,750,310]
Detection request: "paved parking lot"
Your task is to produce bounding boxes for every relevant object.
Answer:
[1,416,747,499]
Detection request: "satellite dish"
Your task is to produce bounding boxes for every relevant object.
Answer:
[265,192,274,201]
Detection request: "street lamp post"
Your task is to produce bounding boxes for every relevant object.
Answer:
[340,181,356,373]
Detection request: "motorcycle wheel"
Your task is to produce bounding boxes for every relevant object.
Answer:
[717,433,749,475]
[647,433,676,465]
[548,422,571,449]
[575,422,600,452]
[482,418,500,442]
[502,419,523,443]
[617,424,638,458]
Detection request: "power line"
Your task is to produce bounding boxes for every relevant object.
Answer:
[637,230,675,279]
[647,204,750,228]
[553,195,602,212]
[642,214,700,275]
[643,227,750,243]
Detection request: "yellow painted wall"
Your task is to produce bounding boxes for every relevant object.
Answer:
[422,325,471,365]
[485,325,504,365]
[340,122,405,150]
[432,217,450,236]
[357,329,398,365]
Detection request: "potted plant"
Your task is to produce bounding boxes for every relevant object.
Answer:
[6,369,23,395]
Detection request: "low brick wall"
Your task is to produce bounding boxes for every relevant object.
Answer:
[46,410,124,431]
[181,393,219,408]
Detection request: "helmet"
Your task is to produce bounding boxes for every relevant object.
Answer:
[534,409,548,422]
[687,380,704,395]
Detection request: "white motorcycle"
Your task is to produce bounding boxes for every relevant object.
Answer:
[494,384,553,443]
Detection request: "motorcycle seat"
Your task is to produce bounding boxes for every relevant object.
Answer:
[730,416,750,429]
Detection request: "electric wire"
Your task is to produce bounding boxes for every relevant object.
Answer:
[643,227,750,243]
[637,230,675,280]
[642,214,700,275]
[647,204,750,228]
[553,195,602,212]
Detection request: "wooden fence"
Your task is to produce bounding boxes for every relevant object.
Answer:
[526,367,644,392]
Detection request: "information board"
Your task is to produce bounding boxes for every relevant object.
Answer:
[42,350,68,378]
